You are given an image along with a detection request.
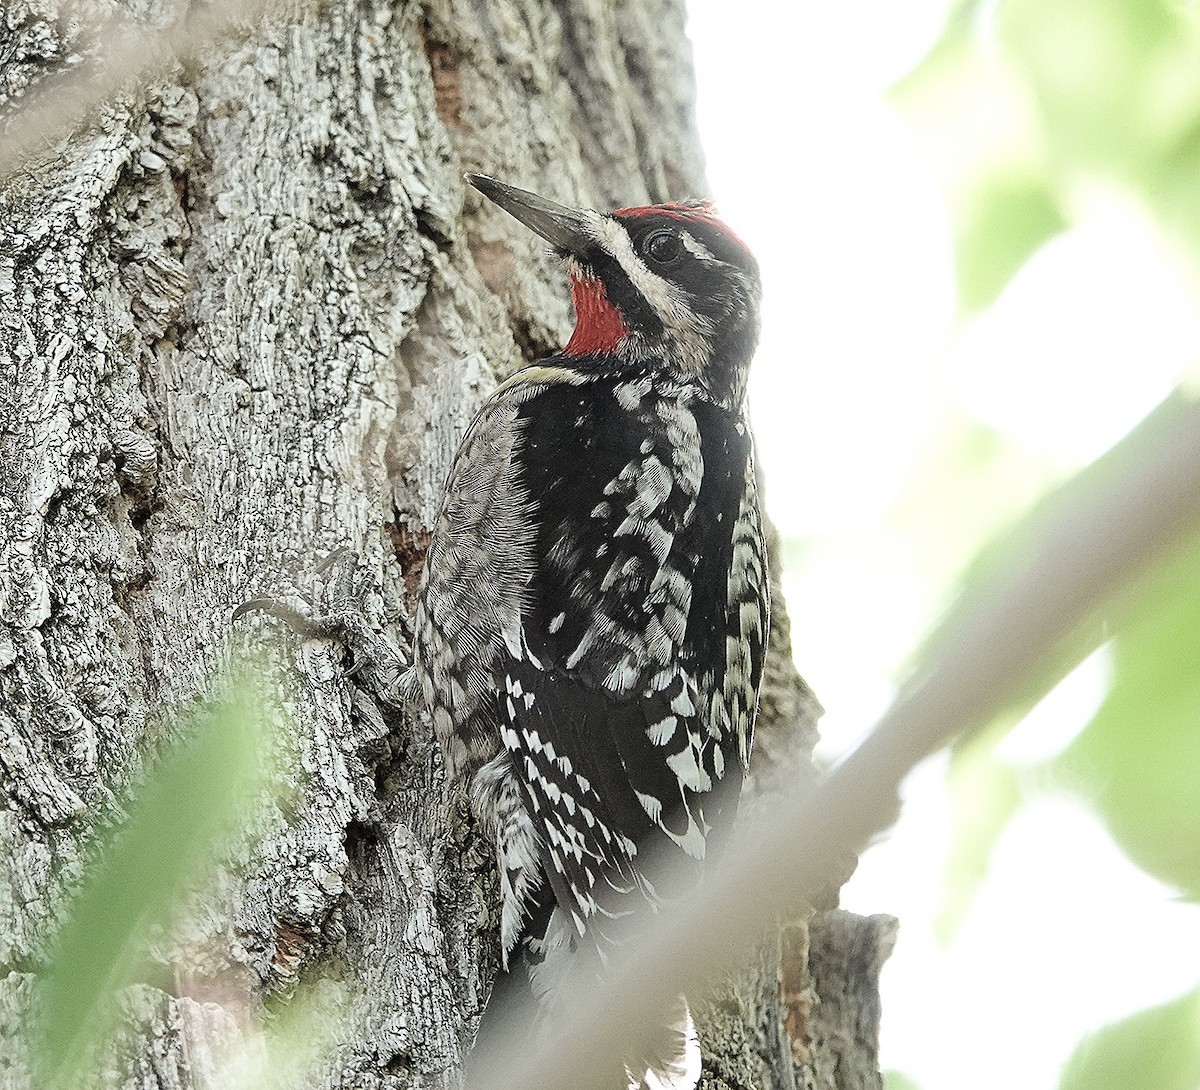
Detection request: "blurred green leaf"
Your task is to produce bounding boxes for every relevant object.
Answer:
[908,392,1200,713]
[898,0,1200,301]
[955,176,1066,310]
[937,724,1022,941]
[885,1071,925,1090]
[1059,988,1200,1090]
[35,686,270,1087]
[891,420,1063,610]
[1053,531,1200,898]
[251,978,352,1090]
[894,4,1040,185]
[999,0,1200,177]
[893,7,1058,312]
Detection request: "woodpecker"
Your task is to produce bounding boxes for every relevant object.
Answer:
[414,175,769,1089]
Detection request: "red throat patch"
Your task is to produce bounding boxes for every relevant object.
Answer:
[564,272,630,357]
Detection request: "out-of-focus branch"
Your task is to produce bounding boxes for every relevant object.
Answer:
[0,0,273,178]
[471,391,1200,1089]
[9,8,1200,1082]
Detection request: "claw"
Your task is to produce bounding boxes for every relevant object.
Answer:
[234,551,419,711]
[315,547,354,577]
[232,597,322,635]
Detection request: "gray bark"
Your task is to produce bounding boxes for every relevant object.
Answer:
[0,1,890,1086]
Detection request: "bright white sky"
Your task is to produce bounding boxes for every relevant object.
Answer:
[685,2,1200,1088]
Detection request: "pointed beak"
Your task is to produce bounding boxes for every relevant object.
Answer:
[466,174,593,256]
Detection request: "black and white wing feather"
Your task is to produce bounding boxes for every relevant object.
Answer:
[495,364,769,950]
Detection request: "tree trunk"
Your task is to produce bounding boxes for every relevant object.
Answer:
[0,1,891,1086]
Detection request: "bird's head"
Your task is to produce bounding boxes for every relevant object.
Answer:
[467,174,761,409]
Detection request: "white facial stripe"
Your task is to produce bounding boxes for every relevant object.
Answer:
[588,216,714,375]
[680,231,716,263]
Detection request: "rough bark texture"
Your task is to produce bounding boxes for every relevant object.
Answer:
[0,1,890,1087]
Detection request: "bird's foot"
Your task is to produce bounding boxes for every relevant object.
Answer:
[234,549,418,710]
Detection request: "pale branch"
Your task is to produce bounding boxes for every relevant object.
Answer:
[11,4,1197,1086]
[0,0,273,178]
[469,390,1200,1090]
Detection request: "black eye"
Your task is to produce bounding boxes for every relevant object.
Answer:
[643,231,681,264]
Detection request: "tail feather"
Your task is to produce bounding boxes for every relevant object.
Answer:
[470,755,702,1089]
[469,880,555,1076]
[472,898,700,1090]
[626,998,701,1090]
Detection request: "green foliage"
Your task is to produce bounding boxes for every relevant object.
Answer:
[999,0,1200,186]
[1054,533,1200,899]
[897,0,1200,307]
[894,7,1065,312]
[891,420,1063,617]
[1059,988,1200,1090]
[256,978,354,1090]
[34,685,271,1088]
[954,176,1066,311]
[897,392,1200,955]
[891,3,1200,1081]
[938,724,1022,941]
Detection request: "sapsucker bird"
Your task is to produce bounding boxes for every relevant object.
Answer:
[415,175,769,1089]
